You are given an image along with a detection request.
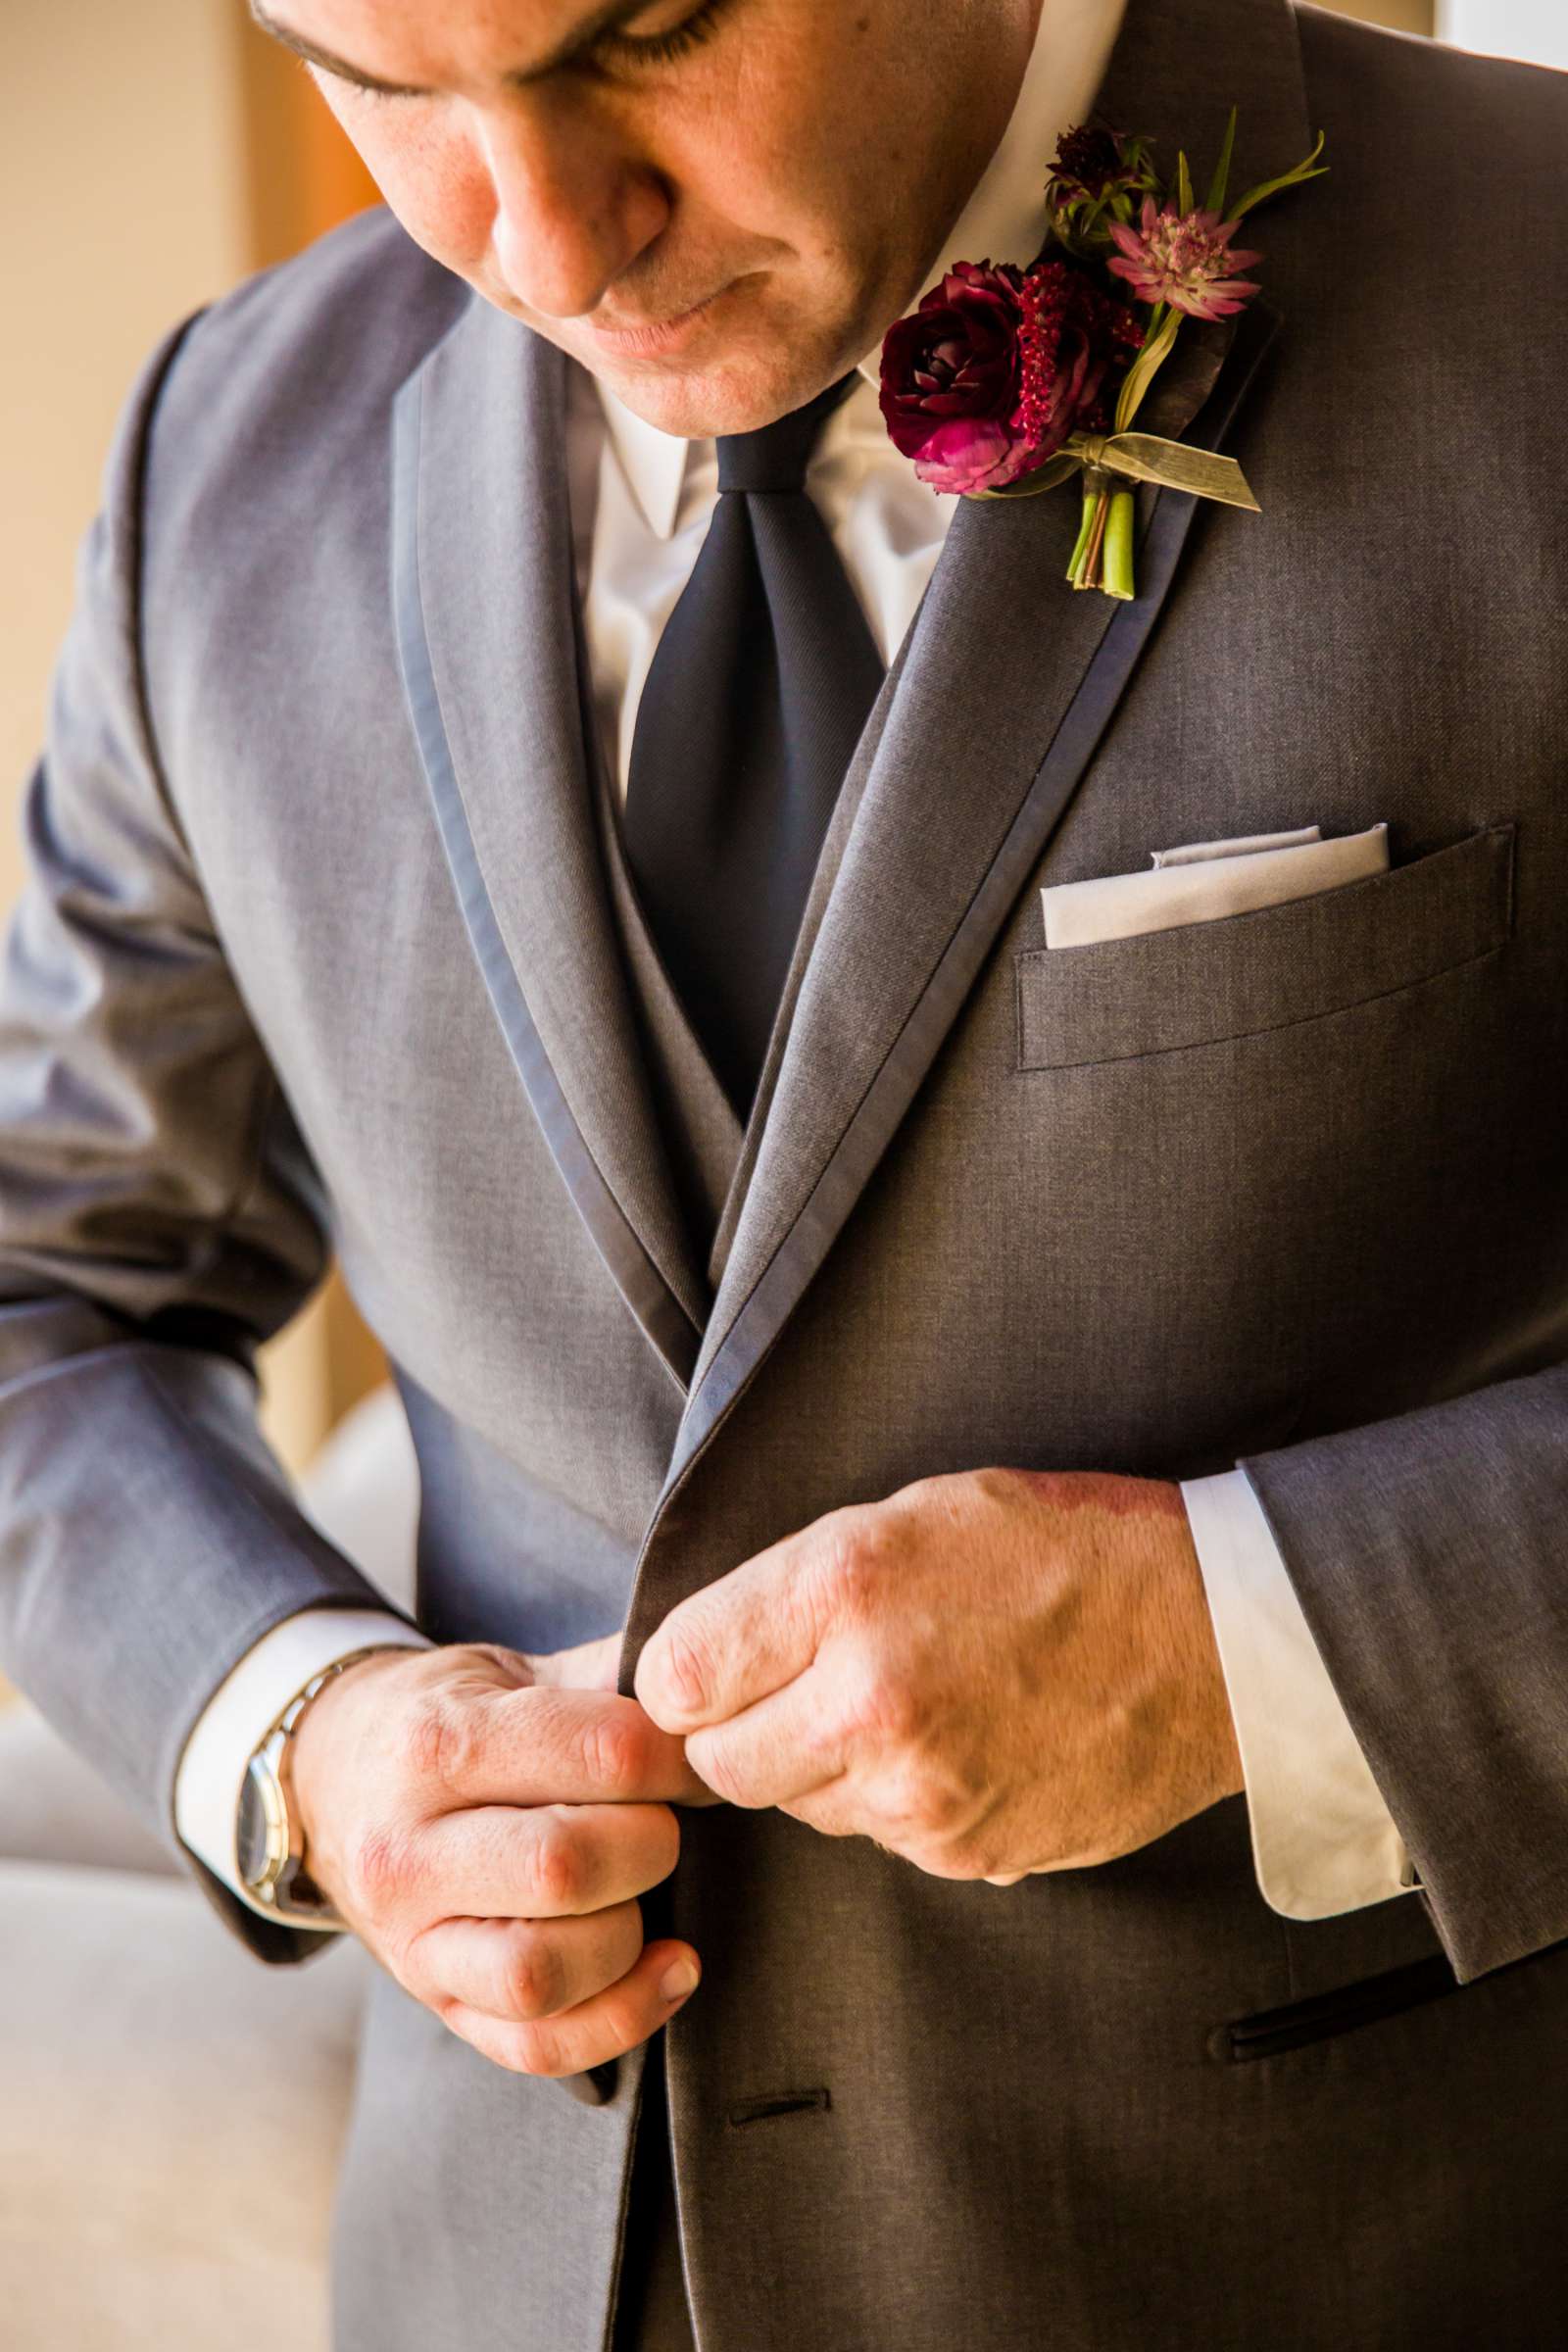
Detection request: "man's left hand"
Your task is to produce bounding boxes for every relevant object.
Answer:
[633,1469,1245,1884]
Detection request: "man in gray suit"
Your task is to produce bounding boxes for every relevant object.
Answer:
[2,0,1565,2342]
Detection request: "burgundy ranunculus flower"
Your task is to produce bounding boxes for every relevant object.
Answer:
[878,261,1037,495]
[879,259,1143,497]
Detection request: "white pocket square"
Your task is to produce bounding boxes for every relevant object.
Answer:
[1040,821,1391,949]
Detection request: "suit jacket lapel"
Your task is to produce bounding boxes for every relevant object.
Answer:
[390,301,708,1389]
[656,0,1311,1496]
[668,318,1288,1506]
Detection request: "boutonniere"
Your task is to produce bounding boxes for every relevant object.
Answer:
[878,111,1326,600]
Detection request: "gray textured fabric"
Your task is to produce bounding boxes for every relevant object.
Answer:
[1,0,1567,2344]
[0,1703,181,1877]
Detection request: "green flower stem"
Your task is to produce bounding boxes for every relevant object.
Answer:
[1102,489,1137,600]
[1066,486,1099,587]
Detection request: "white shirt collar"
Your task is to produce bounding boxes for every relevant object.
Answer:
[597,0,1128,541]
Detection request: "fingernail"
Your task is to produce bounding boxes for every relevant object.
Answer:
[661,1956,700,2004]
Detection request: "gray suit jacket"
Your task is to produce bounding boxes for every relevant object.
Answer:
[3,0,1567,2343]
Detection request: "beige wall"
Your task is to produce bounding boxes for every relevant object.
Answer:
[3,0,247,906]
[1332,0,1433,29]
[0,1,354,1471]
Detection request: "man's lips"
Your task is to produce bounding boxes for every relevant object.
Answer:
[583,279,742,359]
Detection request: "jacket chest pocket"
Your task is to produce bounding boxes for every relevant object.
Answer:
[1212,1930,1568,2064]
[1014,821,1515,1071]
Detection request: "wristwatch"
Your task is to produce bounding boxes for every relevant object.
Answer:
[237,1645,403,1923]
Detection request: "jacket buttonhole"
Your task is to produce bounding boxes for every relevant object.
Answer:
[726,2087,832,2128]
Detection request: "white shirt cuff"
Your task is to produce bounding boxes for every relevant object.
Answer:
[173,1606,432,1924]
[1181,1468,1418,1919]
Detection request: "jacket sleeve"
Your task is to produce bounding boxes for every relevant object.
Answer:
[1239,1362,1568,1983]
[0,309,414,1966]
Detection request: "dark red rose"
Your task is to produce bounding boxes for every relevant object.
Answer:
[877,261,1039,495]
[879,258,1145,497]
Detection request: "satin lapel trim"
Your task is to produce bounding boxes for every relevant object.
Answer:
[390,303,703,1390]
[665,294,1283,1492]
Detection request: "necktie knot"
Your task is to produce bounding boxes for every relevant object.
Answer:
[715,371,860,496]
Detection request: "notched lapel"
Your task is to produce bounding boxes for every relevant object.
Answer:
[668,293,1285,1495]
[696,469,1121,1392]
[390,300,706,1390]
[654,0,1312,1493]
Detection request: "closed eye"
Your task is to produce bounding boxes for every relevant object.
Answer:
[314,0,738,101]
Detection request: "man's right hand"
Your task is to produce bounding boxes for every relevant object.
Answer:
[288,1635,714,2079]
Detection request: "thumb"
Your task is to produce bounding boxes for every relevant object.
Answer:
[528,1628,625,1692]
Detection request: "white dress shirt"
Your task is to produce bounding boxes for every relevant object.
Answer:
[173,0,1415,1926]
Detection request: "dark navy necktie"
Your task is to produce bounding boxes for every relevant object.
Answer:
[622,373,886,1120]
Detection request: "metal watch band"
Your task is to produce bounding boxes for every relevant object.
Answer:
[240,1642,412,1923]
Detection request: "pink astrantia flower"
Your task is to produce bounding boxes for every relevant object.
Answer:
[1106,198,1263,320]
[879,260,1142,497]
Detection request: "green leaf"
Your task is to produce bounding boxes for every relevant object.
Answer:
[1231,131,1329,220]
[1113,308,1183,433]
[1176,150,1194,217]
[1204,107,1238,219]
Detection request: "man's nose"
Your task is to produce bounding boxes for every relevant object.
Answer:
[480,102,670,321]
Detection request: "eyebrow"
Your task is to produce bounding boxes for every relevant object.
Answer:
[247,0,658,93]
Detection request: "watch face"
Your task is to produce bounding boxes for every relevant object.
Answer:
[238,1752,283,1891]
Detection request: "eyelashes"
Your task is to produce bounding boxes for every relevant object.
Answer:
[595,0,735,72]
[324,0,735,110]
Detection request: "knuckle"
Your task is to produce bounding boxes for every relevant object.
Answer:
[936,1831,1000,1881]
[345,1824,413,1919]
[655,1620,717,1719]
[472,2020,551,2077]
[580,1703,648,1791]
[816,1511,879,1614]
[399,1693,474,1792]
[528,1814,586,1912]
[510,2019,577,2079]
[905,1838,978,1883]
[878,1755,962,1838]
[596,1984,655,2061]
[464,1642,534,1691]
[920,1774,970,1837]
[502,1926,562,2022]
[838,1653,923,1752]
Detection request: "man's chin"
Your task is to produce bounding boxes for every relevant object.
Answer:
[589,352,863,439]
[559,307,869,441]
